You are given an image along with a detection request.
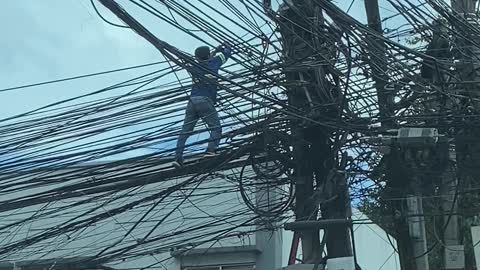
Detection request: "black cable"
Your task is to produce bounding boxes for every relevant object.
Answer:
[91,0,130,28]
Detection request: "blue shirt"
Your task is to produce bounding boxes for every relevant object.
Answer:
[190,47,232,103]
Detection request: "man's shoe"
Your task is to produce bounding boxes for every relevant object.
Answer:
[172,159,183,168]
[204,151,218,158]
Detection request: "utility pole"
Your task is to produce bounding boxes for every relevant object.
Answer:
[419,13,463,269]
[405,150,429,270]
[277,1,323,264]
[365,128,442,270]
[275,0,354,268]
[451,0,479,269]
[363,1,426,269]
[440,145,464,270]
[363,0,391,125]
[422,13,464,269]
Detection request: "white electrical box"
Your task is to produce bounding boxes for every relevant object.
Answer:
[445,245,465,269]
[326,257,355,270]
[397,127,439,146]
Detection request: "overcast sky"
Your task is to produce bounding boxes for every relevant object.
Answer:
[2,1,163,117]
[0,1,227,159]
[0,0,396,160]
[0,0,375,112]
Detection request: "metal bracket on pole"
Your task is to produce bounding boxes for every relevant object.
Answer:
[284,219,352,231]
[284,219,358,268]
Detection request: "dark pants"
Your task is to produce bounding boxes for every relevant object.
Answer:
[175,96,221,161]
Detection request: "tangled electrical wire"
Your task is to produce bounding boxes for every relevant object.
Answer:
[1,0,480,268]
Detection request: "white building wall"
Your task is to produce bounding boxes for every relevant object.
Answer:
[0,163,264,270]
[0,163,398,270]
[351,209,400,270]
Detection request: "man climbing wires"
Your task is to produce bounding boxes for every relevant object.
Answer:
[173,43,232,168]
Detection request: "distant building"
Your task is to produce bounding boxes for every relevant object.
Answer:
[0,161,399,270]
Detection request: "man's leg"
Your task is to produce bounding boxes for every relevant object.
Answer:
[197,97,221,154]
[175,101,198,163]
